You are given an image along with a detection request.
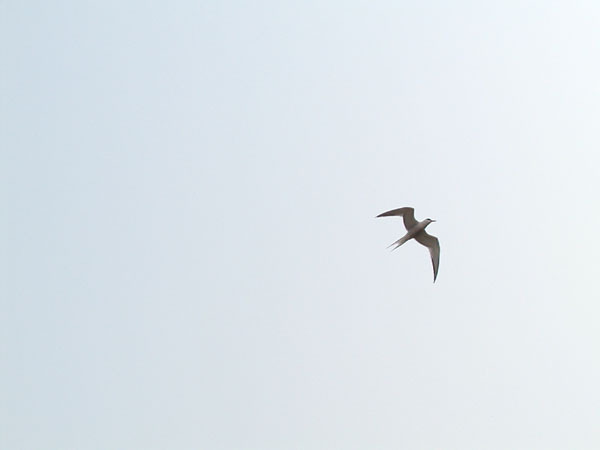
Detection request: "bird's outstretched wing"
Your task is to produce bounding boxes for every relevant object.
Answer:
[376,207,417,230]
[414,230,440,282]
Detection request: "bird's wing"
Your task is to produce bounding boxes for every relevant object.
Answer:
[376,207,417,230]
[414,230,440,282]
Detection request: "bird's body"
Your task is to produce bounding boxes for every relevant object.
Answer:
[376,207,440,282]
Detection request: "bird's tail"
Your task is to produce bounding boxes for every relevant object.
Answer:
[387,235,409,251]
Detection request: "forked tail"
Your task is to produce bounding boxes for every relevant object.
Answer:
[387,235,410,251]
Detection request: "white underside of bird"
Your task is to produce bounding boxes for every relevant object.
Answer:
[376,207,440,282]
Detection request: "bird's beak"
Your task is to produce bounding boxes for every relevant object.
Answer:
[431,219,436,222]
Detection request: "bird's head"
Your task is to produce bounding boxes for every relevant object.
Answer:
[425,218,436,225]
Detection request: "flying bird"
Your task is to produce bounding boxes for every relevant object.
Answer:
[376,207,440,282]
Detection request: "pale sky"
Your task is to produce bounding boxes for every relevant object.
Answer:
[3,1,600,449]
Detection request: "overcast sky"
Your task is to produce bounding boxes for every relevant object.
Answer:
[3,1,600,449]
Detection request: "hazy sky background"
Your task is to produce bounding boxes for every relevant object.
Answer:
[3,1,600,449]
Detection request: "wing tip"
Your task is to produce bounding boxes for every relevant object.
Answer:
[376,210,398,218]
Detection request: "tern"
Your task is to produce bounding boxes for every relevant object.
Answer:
[376,207,440,282]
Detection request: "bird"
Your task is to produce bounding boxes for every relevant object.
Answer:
[376,207,440,282]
